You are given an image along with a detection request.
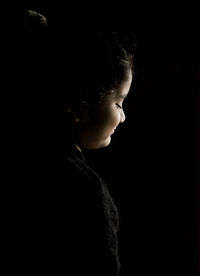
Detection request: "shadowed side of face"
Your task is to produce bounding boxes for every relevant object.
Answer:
[75,72,132,150]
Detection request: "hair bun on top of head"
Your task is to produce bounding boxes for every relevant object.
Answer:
[23,9,48,31]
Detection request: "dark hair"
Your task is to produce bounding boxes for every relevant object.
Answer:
[48,26,136,148]
[52,26,135,106]
[16,11,136,150]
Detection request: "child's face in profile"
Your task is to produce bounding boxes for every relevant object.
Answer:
[75,72,132,150]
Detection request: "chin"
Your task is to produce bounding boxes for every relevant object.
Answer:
[79,136,111,150]
[98,136,111,149]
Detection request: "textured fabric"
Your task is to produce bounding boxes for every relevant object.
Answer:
[21,145,121,275]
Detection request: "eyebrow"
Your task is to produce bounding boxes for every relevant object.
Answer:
[117,94,128,100]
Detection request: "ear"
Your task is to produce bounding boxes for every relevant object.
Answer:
[77,101,91,125]
[66,102,91,126]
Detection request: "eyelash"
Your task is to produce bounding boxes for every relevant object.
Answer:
[116,104,123,109]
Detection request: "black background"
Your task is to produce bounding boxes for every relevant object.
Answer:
[5,4,199,276]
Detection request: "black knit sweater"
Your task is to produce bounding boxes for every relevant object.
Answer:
[32,145,120,275]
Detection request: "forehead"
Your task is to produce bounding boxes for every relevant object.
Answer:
[112,73,132,99]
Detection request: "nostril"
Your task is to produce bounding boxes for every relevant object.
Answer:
[121,111,126,123]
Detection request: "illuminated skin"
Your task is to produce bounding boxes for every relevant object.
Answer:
[75,72,132,150]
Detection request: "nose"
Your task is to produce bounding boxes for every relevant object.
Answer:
[120,109,126,123]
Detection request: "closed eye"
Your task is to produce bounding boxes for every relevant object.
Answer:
[116,104,123,109]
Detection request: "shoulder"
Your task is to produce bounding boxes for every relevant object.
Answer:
[42,148,102,198]
[50,149,94,183]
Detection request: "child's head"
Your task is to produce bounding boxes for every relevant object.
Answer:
[49,26,136,150]
[18,11,136,150]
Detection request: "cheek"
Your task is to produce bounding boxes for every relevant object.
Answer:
[98,107,120,131]
[108,107,120,126]
[76,107,120,149]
